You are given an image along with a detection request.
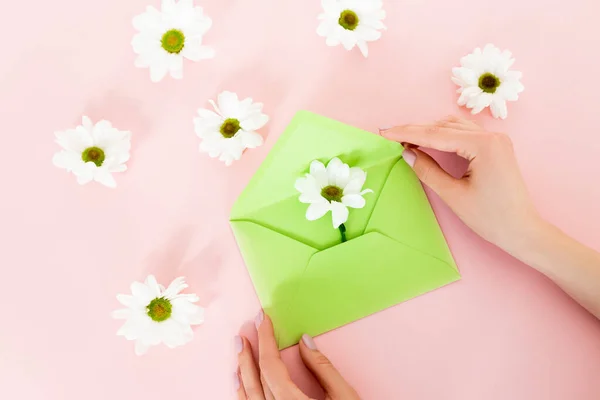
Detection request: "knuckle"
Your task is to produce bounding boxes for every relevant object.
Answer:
[426,125,441,133]
[480,131,513,150]
[245,385,264,400]
[314,353,333,367]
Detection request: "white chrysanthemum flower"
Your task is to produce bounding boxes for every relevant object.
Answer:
[194,91,269,166]
[317,0,386,57]
[52,116,131,188]
[132,0,214,82]
[452,44,524,119]
[295,158,373,229]
[112,276,204,356]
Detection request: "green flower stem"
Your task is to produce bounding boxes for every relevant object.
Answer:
[339,223,347,243]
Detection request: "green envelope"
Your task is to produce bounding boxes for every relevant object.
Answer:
[230,111,460,349]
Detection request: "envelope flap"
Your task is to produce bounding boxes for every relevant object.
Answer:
[366,160,457,270]
[230,111,403,221]
[230,220,318,304]
[274,231,461,349]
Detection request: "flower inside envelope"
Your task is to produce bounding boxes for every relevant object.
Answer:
[230,111,460,349]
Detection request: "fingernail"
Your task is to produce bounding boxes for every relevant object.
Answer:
[302,334,318,350]
[233,372,240,391]
[378,125,393,132]
[234,335,243,354]
[402,149,416,168]
[255,310,264,329]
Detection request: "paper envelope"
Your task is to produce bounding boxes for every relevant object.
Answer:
[230,111,460,349]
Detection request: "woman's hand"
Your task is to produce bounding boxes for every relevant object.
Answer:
[381,116,541,254]
[235,311,360,400]
[382,116,600,319]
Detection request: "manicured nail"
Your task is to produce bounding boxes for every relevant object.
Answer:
[255,310,264,329]
[233,372,240,391]
[402,149,416,168]
[234,335,243,354]
[378,125,393,132]
[302,334,318,350]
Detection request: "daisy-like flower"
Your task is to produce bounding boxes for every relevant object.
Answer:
[132,0,214,82]
[112,276,204,356]
[452,44,525,119]
[317,0,386,57]
[52,116,131,188]
[193,91,269,166]
[295,158,373,238]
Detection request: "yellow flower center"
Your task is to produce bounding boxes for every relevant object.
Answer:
[338,10,359,31]
[161,29,185,54]
[82,147,105,167]
[321,185,343,202]
[146,297,172,322]
[220,118,241,138]
[478,72,501,94]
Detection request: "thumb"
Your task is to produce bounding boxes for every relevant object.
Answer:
[402,148,460,199]
[299,334,360,400]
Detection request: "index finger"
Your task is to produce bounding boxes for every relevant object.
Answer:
[256,311,305,398]
[381,125,479,156]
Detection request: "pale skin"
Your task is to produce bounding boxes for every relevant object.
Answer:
[235,116,600,399]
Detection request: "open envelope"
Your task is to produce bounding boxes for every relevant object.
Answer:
[230,111,460,349]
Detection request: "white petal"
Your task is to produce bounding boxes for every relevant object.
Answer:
[326,158,344,182]
[76,171,94,185]
[149,62,169,83]
[239,112,269,132]
[238,130,263,149]
[309,160,328,188]
[217,91,241,119]
[342,194,366,208]
[306,201,331,221]
[131,281,154,304]
[334,163,350,188]
[343,168,366,194]
[330,201,349,228]
[490,97,508,119]
[55,129,93,153]
[295,175,321,203]
[145,275,162,297]
[181,44,215,61]
[357,41,369,57]
[458,86,482,106]
[132,6,162,33]
[340,30,357,50]
[52,151,82,171]
[355,26,381,42]
[470,93,493,114]
[163,277,188,299]
[94,169,117,188]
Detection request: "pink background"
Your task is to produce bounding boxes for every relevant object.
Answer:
[1,0,599,399]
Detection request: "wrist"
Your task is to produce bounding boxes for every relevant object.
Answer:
[501,215,567,275]
[499,214,553,263]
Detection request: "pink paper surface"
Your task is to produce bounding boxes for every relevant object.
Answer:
[1,1,599,399]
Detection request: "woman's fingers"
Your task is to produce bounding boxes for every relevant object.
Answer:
[299,334,360,400]
[404,148,467,199]
[256,311,306,399]
[381,125,478,155]
[236,336,266,400]
[235,372,247,400]
[436,115,480,131]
